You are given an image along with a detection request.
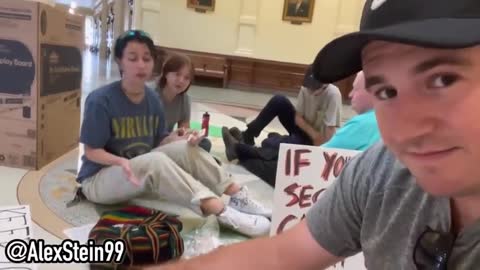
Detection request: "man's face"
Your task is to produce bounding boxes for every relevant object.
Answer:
[349,72,373,114]
[362,41,480,197]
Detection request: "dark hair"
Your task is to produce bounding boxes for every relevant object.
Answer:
[114,30,157,76]
[158,53,194,94]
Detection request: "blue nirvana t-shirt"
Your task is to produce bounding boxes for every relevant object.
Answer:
[76,80,168,182]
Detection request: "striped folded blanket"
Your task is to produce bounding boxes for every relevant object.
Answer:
[88,205,184,269]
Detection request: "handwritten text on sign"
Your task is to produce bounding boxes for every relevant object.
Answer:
[270,144,365,270]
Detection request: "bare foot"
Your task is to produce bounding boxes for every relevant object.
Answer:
[224,183,241,196]
[200,197,225,215]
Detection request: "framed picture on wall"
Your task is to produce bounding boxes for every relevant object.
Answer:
[187,0,215,12]
[282,0,315,24]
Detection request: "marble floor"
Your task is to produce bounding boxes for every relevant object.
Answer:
[0,51,356,269]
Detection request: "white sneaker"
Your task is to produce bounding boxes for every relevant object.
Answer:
[217,206,271,237]
[229,186,272,218]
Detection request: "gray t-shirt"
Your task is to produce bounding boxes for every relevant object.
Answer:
[296,84,342,138]
[306,142,480,269]
[157,91,191,132]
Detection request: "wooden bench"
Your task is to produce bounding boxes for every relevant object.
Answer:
[188,54,229,88]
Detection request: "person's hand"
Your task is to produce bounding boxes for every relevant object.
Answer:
[176,128,186,137]
[118,158,141,186]
[159,131,189,146]
[170,130,189,141]
[295,114,304,126]
[313,134,324,146]
[187,130,205,146]
[184,129,195,136]
[176,127,192,137]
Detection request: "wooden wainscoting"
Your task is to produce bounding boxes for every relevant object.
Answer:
[154,46,354,101]
[336,75,355,102]
[228,57,308,93]
[189,53,229,88]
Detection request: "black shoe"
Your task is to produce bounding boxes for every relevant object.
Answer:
[241,130,255,146]
[222,127,239,161]
[267,132,282,138]
[229,127,243,142]
[230,127,255,145]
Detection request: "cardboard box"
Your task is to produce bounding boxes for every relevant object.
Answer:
[0,0,84,170]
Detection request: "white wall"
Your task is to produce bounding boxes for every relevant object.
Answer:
[134,0,365,64]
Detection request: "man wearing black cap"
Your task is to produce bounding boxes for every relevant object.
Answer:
[143,0,480,269]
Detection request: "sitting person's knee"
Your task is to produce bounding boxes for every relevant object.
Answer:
[147,151,169,162]
[166,139,190,149]
[271,94,290,105]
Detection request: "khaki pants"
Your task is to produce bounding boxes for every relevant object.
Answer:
[81,141,234,216]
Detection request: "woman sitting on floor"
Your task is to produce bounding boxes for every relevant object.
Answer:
[155,53,212,152]
[76,30,271,238]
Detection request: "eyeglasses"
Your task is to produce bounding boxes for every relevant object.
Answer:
[118,30,151,40]
[413,226,455,270]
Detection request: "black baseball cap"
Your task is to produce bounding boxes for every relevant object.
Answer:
[302,65,324,90]
[312,0,480,83]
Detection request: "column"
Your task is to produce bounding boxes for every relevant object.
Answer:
[234,0,258,56]
[132,0,144,30]
[99,0,109,59]
[125,0,134,30]
[113,0,126,40]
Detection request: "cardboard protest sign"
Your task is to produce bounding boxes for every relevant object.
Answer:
[270,143,366,269]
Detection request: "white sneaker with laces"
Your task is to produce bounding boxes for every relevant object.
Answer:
[229,186,272,218]
[217,206,271,237]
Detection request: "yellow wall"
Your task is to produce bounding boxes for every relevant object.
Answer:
[136,0,364,65]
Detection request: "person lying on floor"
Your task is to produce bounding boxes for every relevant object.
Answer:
[223,71,381,187]
[155,53,212,153]
[76,30,271,238]
[222,65,342,163]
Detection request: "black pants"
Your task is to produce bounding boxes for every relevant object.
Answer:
[246,95,308,138]
[237,95,312,161]
[240,159,278,187]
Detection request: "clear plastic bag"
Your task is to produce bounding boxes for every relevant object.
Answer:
[182,215,222,259]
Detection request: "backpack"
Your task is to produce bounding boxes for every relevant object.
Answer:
[88,205,184,269]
